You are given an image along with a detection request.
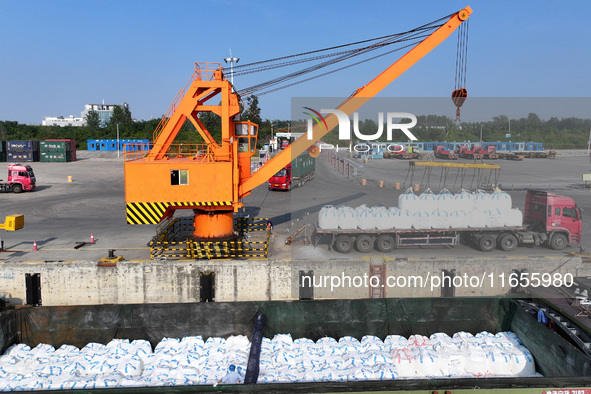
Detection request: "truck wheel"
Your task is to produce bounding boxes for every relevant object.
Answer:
[12,184,23,193]
[287,183,292,191]
[498,234,518,252]
[550,233,567,250]
[478,235,497,252]
[355,235,374,253]
[375,234,396,253]
[334,235,353,254]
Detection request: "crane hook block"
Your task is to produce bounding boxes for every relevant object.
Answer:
[452,88,468,108]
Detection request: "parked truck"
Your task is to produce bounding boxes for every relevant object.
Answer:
[316,190,581,253]
[474,145,499,159]
[458,145,483,160]
[268,152,315,191]
[0,163,36,193]
[434,145,459,160]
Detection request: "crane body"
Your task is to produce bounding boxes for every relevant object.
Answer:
[124,7,472,249]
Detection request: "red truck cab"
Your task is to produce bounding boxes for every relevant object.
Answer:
[1,164,36,193]
[269,163,292,191]
[524,190,582,248]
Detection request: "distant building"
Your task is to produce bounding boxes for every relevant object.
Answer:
[43,102,128,127]
[42,115,85,127]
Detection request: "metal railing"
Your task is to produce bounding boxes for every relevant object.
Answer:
[124,143,216,162]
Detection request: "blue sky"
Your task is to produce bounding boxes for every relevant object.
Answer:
[1,1,590,125]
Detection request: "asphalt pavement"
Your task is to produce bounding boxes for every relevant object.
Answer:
[1,150,590,262]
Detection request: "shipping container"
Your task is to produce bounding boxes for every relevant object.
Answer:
[7,140,40,152]
[292,151,315,178]
[45,139,76,161]
[40,151,72,163]
[7,151,39,162]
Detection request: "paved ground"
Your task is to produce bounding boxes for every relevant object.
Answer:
[1,149,590,262]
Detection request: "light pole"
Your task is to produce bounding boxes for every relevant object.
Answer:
[224,49,239,91]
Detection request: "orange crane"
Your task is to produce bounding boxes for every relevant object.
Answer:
[124,7,472,247]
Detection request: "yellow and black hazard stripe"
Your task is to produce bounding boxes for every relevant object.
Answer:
[126,201,233,224]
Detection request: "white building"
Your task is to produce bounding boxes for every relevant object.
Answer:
[42,115,85,127]
[42,102,128,127]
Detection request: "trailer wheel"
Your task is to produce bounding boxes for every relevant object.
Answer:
[355,235,374,253]
[375,234,396,253]
[11,184,23,193]
[498,234,518,252]
[334,235,353,254]
[550,233,567,250]
[478,234,497,252]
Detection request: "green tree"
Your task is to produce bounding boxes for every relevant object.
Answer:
[84,110,100,129]
[241,95,262,124]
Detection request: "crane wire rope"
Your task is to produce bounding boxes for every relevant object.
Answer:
[221,13,453,98]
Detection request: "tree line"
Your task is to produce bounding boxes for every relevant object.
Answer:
[1,99,590,150]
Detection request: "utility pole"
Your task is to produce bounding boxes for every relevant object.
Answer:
[224,49,239,91]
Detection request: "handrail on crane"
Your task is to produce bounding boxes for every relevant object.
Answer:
[239,6,472,197]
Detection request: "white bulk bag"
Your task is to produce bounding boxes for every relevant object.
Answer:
[485,209,504,228]
[357,207,376,230]
[412,211,432,230]
[473,190,493,211]
[418,188,439,212]
[391,209,413,230]
[448,211,469,228]
[373,207,394,230]
[452,189,475,212]
[468,210,489,228]
[437,188,455,212]
[490,190,512,211]
[431,210,450,229]
[504,208,523,227]
[399,188,420,213]
[318,205,339,229]
[337,206,357,230]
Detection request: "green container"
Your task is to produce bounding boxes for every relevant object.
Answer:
[40,141,70,152]
[0,140,5,152]
[41,151,71,162]
[292,151,315,178]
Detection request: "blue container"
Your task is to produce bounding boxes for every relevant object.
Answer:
[87,140,99,151]
[8,151,40,162]
[7,140,40,152]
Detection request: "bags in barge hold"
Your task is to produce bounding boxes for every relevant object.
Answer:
[2,298,591,391]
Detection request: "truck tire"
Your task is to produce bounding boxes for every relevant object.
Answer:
[478,234,497,252]
[334,235,353,254]
[11,184,23,193]
[355,235,374,253]
[498,234,518,252]
[375,234,396,253]
[550,233,568,250]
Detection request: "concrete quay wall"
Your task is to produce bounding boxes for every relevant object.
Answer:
[0,256,588,306]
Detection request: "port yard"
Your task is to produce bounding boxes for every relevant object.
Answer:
[1,149,590,305]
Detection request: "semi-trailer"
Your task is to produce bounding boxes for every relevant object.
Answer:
[316,190,581,253]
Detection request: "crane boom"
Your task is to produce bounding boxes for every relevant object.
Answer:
[239,6,472,196]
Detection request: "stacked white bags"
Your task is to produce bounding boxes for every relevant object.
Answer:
[0,336,249,390]
[317,188,523,230]
[258,331,537,383]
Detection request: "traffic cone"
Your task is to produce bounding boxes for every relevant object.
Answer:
[90,234,95,243]
[33,241,38,251]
